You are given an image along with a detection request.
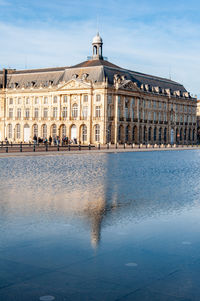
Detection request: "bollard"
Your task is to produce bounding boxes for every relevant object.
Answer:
[124,143,126,149]
[159,144,160,148]
[46,144,48,152]
[98,143,100,150]
[132,143,134,149]
[57,145,59,151]
[89,144,91,150]
[146,143,147,149]
[107,143,109,149]
[79,144,81,151]
[20,142,22,152]
[6,147,8,153]
[139,144,140,149]
[33,145,35,152]
[152,144,154,148]
[11,142,12,147]
[68,144,70,151]
[116,143,118,149]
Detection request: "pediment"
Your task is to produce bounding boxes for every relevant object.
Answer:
[118,80,140,92]
[58,79,92,90]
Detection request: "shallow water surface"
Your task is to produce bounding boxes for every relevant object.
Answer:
[1,150,200,300]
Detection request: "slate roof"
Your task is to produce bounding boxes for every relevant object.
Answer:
[0,59,187,93]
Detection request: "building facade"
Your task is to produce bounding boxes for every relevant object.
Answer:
[0,33,197,144]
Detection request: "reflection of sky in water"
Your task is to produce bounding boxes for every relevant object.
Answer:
[1,151,200,300]
[1,151,200,249]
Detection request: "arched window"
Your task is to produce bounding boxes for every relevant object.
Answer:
[133,126,137,143]
[16,124,21,139]
[154,128,157,141]
[180,128,183,141]
[61,125,66,138]
[164,128,167,143]
[33,124,38,137]
[188,129,191,141]
[7,124,12,139]
[193,129,195,141]
[148,127,152,141]
[107,125,111,143]
[118,126,121,141]
[95,124,100,142]
[143,126,147,142]
[42,125,47,138]
[52,124,57,138]
[72,103,78,118]
[125,126,129,142]
[159,128,162,142]
[82,125,87,142]
[184,128,187,141]
[176,128,178,142]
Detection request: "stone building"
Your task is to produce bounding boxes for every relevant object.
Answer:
[0,33,197,144]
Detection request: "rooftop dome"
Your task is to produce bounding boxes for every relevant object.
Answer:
[92,32,103,44]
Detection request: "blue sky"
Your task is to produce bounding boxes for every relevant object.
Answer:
[0,0,200,96]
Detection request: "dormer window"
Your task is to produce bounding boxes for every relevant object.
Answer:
[96,94,101,102]
[83,95,88,102]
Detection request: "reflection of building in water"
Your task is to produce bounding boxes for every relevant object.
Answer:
[0,33,197,144]
[1,153,194,249]
[85,198,106,249]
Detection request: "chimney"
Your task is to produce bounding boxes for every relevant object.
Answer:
[3,68,7,89]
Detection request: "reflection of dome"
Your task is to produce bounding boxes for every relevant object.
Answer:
[92,32,103,44]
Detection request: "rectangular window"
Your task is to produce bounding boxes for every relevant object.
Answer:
[82,106,88,119]
[35,97,39,105]
[53,107,57,118]
[9,108,13,118]
[108,95,112,104]
[148,100,151,108]
[83,95,88,102]
[25,109,30,118]
[158,112,161,121]
[95,106,101,117]
[118,96,121,104]
[96,94,101,102]
[17,98,22,105]
[63,96,68,103]
[164,102,167,110]
[148,111,151,121]
[153,101,157,109]
[9,98,13,105]
[53,96,57,103]
[16,124,20,139]
[34,108,39,118]
[164,112,167,122]
[44,97,48,104]
[132,108,134,120]
[132,98,135,106]
[153,112,157,121]
[17,108,21,118]
[62,107,67,118]
[44,108,48,118]
[26,98,30,105]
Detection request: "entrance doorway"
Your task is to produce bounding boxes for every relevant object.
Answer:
[24,124,30,142]
[71,125,77,142]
